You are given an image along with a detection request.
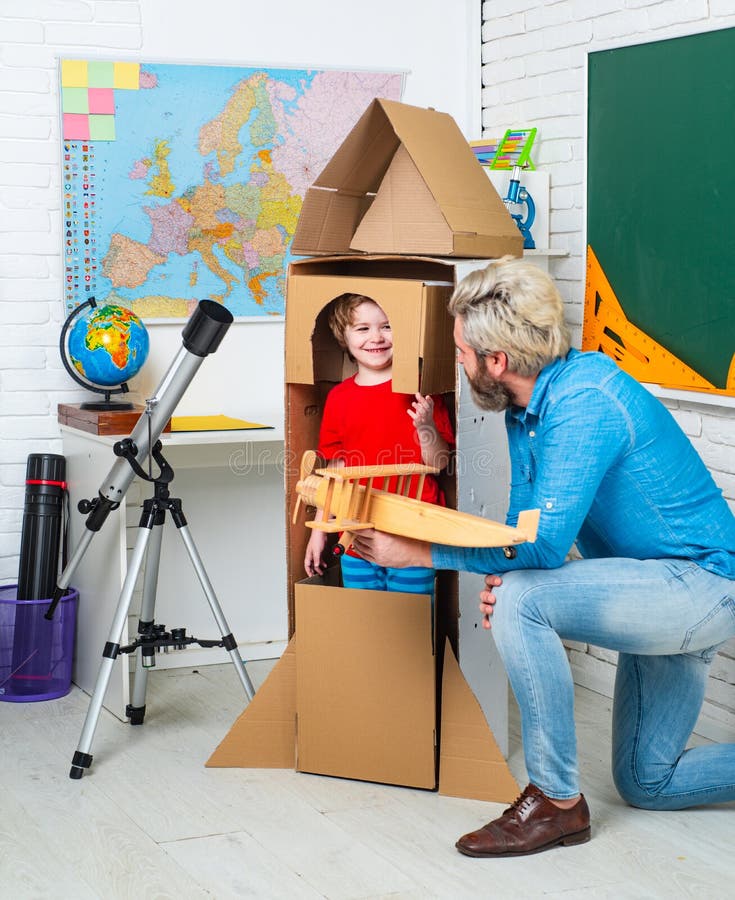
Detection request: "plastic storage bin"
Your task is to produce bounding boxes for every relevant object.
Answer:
[0,585,78,702]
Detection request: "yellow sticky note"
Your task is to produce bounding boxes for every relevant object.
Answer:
[114,62,140,90]
[61,60,88,88]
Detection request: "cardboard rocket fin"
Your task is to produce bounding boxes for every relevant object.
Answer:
[438,638,519,803]
[206,637,297,768]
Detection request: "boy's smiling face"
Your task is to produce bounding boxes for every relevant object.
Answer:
[344,300,393,380]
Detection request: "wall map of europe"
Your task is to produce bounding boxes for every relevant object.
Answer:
[61,59,403,319]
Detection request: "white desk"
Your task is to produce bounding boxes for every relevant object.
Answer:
[61,424,287,719]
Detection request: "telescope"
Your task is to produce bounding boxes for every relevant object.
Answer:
[49,298,255,779]
[46,299,232,619]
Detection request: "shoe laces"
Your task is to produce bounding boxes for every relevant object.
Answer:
[503,784,539,819]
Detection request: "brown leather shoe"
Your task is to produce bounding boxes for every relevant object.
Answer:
[456,784,591,858]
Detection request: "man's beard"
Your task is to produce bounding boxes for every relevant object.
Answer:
[467,366,513,412]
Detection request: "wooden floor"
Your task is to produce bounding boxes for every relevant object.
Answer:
[0,658,731,899]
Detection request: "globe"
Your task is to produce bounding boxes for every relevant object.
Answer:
[60,300,150,409]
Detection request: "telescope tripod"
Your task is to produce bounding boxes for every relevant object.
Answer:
[69,440,254,779]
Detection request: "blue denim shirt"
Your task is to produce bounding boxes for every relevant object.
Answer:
[433,349,735,578]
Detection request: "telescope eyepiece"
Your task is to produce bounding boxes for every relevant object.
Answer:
[182,299,234,357]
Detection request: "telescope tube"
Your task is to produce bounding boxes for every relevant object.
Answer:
[47,299,233,617]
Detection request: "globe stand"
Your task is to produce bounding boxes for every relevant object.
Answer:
[46,299,255,778]
[78,393,134,412]
[59,297,143,411]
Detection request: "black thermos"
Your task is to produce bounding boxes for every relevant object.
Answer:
[17,453,66,601]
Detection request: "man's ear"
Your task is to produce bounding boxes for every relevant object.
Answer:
[483,350,509,377]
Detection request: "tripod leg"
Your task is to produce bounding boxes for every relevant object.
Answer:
[69,524,154,779]
[171,510,255,700]
[127,517,165,725]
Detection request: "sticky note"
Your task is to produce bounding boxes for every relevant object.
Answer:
[88,88,115,115]
[63,113,90,140]
[114,62,140,90]
[87,61,115,88]
[61,59,88,88]
[88,114,116,141]
[62,87,89,114]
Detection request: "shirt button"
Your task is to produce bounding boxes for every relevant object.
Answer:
[529,430,536,437]
[545,501,553,509]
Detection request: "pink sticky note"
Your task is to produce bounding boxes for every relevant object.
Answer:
[63,113,90,140]
[87,88,115,115]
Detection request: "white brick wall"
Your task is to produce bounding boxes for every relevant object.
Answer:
[0,2,143,584]
[481,0,735,740]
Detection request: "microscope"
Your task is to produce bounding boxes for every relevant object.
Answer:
[503,165,536,249]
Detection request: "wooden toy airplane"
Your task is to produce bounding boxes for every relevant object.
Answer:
[293,451,539,556]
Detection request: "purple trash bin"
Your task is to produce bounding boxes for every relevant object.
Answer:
[0,584,78,702]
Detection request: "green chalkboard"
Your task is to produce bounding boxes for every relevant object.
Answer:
[587,28,735,391]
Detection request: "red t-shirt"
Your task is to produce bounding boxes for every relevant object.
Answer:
[317,376,455,506]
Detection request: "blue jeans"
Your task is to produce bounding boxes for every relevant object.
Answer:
[490,558,735,807]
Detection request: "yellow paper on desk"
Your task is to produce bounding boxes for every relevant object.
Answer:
[170,415,272,432]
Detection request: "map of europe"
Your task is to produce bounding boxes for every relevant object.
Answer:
[61,60,403,319]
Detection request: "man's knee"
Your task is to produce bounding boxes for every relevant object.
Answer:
[494,569,555,611]
[492,569,556,635]
[613,768,674,810]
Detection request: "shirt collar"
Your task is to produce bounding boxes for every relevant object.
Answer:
[510,349,577,422]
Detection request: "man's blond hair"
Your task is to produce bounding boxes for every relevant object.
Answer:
[448,256,571,376]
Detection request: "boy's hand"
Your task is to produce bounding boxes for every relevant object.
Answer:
[408,393,435,433]
[304,530,328,577]
[407,393,450,470]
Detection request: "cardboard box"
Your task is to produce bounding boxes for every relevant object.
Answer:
[208,570,518,801]
[292,98,524,259]
[295,578,436,788]
[57,403,172,436]
[207,254,519,801]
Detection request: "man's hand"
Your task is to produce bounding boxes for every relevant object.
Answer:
[351,529,432,569]
[479,574,503,630]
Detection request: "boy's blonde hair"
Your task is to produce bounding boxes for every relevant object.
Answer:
[328,293,377,349]
[449,256,571,376]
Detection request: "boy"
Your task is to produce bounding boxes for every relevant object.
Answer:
[304,293,454,594]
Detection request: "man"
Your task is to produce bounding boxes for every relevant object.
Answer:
[352,257,735,858]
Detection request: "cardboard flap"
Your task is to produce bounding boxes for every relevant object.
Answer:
[313,98,400,193]
[351,144,453,254]
[292,189,373,255]
[295,582,437,789]
[205,638,297,768]
[438,638,519,802]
